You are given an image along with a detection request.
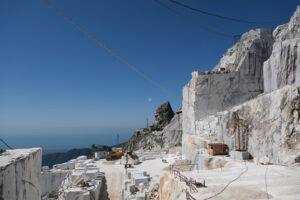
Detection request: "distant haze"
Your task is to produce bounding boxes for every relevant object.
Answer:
[1,132,132,150]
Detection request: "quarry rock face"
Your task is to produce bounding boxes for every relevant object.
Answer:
[182,7,300,165]
[183,86,300,166]
[183,28,274,138]
[0,148,42,200]
[264,6,300,93]
[182,28,274,159]
[162,111,182,149]
[152,101,175,130]
[214,29,274,72]
[217,85,300,165]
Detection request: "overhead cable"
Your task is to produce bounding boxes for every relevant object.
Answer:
[42,0,180,99]
[204,161,248,200]
[265,165,270,200]
[42,0,221,115]
[0,137,13,150]
[153,0,233,37]
[169,0,276,25]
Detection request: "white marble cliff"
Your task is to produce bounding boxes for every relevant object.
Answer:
[182,6,300,165]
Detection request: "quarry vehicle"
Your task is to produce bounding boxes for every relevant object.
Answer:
[106,150,123,161]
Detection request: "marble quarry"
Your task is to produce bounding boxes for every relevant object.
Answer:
[182,6,300,166]
[41,155,107,200]
[58,158,105,200]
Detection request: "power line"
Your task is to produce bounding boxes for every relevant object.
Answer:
[42,0,223,118]
[153,0,233,38]
[0,137,13,150]
[169,0,276,25]
[265,165,270,200]
[42,0,180,99]
[204,161,248,200]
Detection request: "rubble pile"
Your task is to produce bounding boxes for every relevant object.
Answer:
[42,156,107,200]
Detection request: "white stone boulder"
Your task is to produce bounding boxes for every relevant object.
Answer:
[0,148,42,200]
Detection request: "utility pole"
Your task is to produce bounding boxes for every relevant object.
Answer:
[117,134,119,146]
[147,118,148,128]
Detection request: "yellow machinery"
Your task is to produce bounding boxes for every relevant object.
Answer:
[106,150,123,161]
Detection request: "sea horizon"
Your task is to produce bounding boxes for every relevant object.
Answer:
[1,132,133,153]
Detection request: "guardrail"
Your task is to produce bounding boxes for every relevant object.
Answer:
[170,165,200,193]
[170,164,207,200]
[186,189,197,200]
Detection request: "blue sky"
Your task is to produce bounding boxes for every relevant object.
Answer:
[0,0,298,139]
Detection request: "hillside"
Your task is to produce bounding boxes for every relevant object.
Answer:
[42,148,91,168]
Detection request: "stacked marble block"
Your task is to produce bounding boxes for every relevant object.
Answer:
[53,155,88,170]
[59,178,103,200]
[230,151,250,160]
[136,152,167,162]
[123,168,151,200]
[70,160,101,182]
[53,156,105,200]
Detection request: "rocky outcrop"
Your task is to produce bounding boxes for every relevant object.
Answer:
[152,101,174,130]
[123,128,164,151]
[123,103,181,151]
[0,148,42,200]
[264,6,300,92]
[182,28,274,144]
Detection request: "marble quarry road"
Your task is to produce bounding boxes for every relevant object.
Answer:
[96,160,124,200]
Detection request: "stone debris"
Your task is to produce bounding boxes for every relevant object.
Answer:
[41,155,107,200]
[57,158,106,200]
[122,152,182,200]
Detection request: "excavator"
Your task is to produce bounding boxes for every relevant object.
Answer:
[106,149,123,161]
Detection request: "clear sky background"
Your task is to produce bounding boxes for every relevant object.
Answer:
[0,0,299,148]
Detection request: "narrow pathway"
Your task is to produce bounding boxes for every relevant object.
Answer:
[96,161,124,200]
